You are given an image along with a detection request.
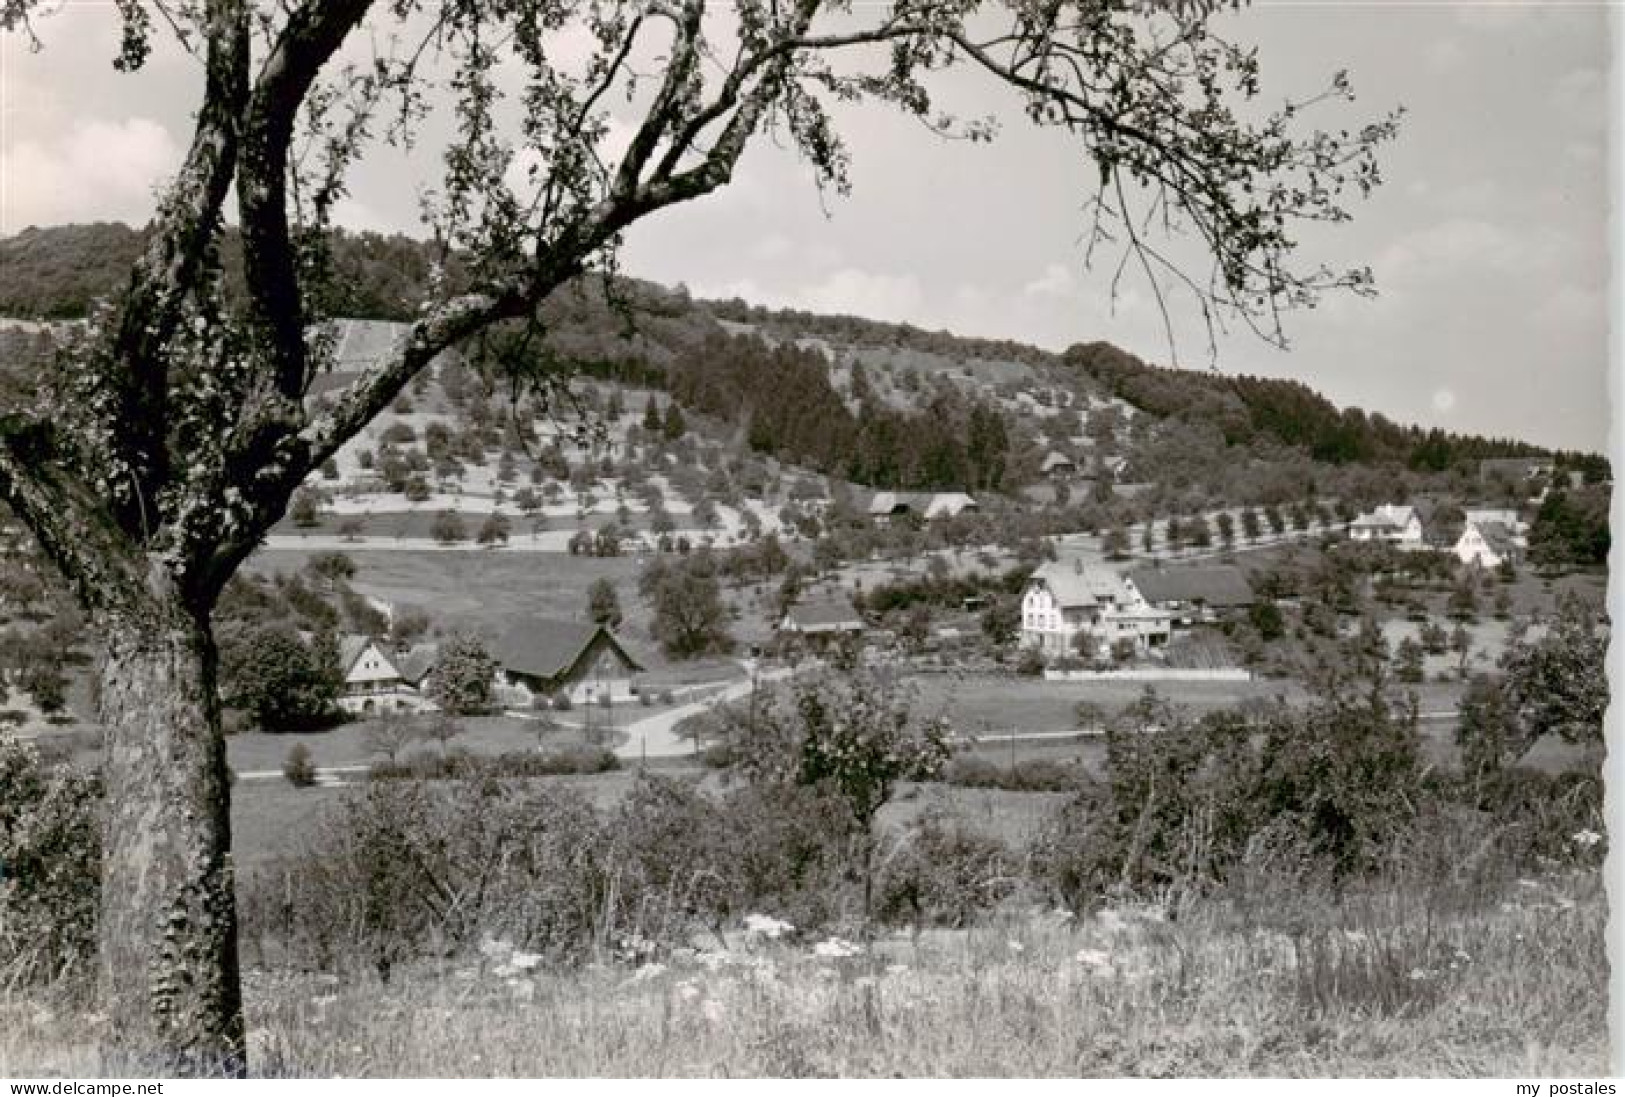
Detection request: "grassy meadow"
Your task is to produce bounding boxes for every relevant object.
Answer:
[2,871,1604,1077]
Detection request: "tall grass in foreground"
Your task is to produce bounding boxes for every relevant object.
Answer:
[2,871,1604,1078]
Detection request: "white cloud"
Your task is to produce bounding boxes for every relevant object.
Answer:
[1551,67,1605,117]
[1375,218,1520,285]
[797,268,925,320]
[2,116,179,232]
[1022,262,1077,299]
[1424,38,1466,72]
[1454,6,1536,32]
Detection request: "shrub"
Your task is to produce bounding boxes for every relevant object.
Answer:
[875,809,1020,928]
[367,746,619,782]
[283,743,318,788]
[940,755,1081,792]
[0,735,101,985]
[240,770,844,977]
[240,779,613,976]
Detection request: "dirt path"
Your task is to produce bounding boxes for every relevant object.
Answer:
[615,664,797,759]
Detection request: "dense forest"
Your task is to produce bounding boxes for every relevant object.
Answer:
[1061,341,1575,474]
[665,334,1013,492]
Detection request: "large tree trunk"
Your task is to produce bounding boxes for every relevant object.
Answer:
[96,595,244,1077]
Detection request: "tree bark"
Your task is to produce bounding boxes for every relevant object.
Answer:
[96,594,244,1077]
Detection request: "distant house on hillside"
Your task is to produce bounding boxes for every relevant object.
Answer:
[1454,520,1523,570]
[1348,504,1424,547]
[336,635,434,715]
[490,618,643,706]
[1125,565,1254,625]
[1463,507,1524,530]
[867,491,979,522]
[1040,451,1078,479]
[1021,559,1171,656]
[1478,458,1553,484]
[778,594,866,648]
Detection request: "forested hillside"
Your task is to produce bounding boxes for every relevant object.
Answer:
[3,222,1603,496]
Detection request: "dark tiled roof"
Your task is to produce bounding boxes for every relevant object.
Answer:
[394,643,440,685]
[491,618,642,684]
[1127,565,1255,608]
[782,599,865,633]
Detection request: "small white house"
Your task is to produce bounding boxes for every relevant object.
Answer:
[867,491,979,522]
[1348,504,1425,547]
[1454,520,1522,570]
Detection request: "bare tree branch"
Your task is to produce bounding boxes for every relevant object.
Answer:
[104,0,248,531]
[238,0,374,399]
[0,415,148,616]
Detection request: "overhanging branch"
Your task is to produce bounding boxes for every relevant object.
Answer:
[0,415,148,617]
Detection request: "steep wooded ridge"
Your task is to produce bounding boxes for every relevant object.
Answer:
[1,223,1598,482]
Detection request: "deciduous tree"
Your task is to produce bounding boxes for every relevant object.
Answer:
[0,0,1396,1070]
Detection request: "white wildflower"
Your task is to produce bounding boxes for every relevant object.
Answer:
[509,949,543,971]
[694,950,732,972]
[1407,967,1430,982]
[1452,948,1471,964]
[1570,829,1603,849]
[1075,948,1112,971]
[676,980,701,1003]
[1007,939,1025,954]
[813,937,862,959]
[743,913,795,939]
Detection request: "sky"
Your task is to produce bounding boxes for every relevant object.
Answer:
[0,2,1615,454]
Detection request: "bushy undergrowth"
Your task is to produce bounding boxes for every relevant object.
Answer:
[940,756,1082,792]
[239,775,864,977]
[367,745,619,782]
[1031,687,1604,917]
[0,734,101,987]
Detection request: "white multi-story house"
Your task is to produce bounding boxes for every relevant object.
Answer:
[1021,560,1172,657]
[1348,504,1425,547]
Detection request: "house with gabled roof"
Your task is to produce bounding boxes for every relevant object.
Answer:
[1040,451,1078,479]
[779,595,866,638]
[1454,520,1523,570]
[1020,559,1171,656]
[490,618,644,706]
[336,635,434,715]
[1348,504,1424,547]
[867,491,978,522]
[1125,564,1254,625]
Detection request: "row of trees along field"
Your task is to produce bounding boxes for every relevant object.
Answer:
[1,0,1400,1075]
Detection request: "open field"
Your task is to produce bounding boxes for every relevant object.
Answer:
[3,871,1604,1077]
[226,713,627,776]
[249,545,659,652]
[907,673,1310,735]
